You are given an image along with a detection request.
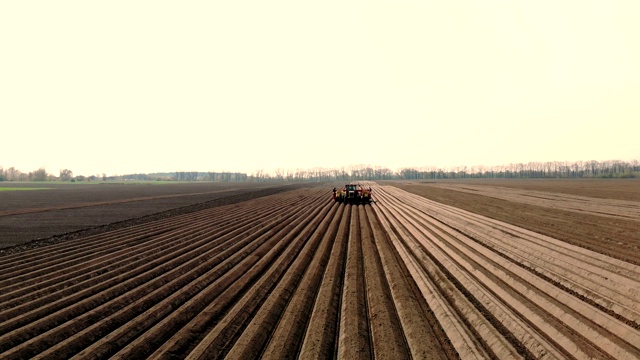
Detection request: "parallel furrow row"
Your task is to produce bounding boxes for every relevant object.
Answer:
[3,186,455,359]
[6,183,632,359]
[0,188,327,358]
[383,187,640,325]
[0,192,295,276]
[426,183,640,221]
[0,197,298,311]
[373,185,640,359]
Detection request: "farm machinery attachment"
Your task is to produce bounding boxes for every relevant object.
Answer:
[333,184,373,204]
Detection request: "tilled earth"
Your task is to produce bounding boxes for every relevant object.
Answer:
[0,182,301,252]
[1,180,639,359]
[391,179,640,265]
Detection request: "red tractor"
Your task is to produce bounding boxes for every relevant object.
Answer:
[333,184,372,204]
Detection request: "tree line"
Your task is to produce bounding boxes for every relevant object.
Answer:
[0,167,52,182]
[1,159,638,182]
[251,159,639,182]
[394,159,640,180]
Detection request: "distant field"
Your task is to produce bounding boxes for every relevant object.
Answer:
[0,182,307,249]
[0,187,50,191]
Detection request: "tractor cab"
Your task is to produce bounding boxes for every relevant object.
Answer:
[346,184,359,197]
[333,184,372,204]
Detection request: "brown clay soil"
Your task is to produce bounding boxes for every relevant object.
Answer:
[388,178,640,265]
[0,182,298,251]
[1,180,639,359]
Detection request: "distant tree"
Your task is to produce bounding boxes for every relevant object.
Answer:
[275,168,284,180]
[6,167,18,181]
[30,167,47,181]
[60,169,73,181]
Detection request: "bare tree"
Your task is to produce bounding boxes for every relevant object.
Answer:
[7,167,18,181]
[30,167,47,181]
[60,169,73,181]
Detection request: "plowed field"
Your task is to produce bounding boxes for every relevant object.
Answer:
[1,183,639,359]
[0,182,297,250]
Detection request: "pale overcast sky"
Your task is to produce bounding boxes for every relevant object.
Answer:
[2,1,639,176]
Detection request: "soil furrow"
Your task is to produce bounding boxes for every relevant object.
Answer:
[392,187,640,325]
[393,182,640,265]
[337,205,372,359]
[297,204,351,359]
[0,195,294,308]
[2,181,634,360]
[376,188,591,358]
[365,205,456,359]
[373,189,517,359]
[114,190,330,359]
[0,192,299,275]
[29,193,323,360]
[0,200,295,325]
[0,195,309,358]
[259,202,344,359]
[220,199,334,359]
[359,205,411,359]
[377,185,640,359]
[175,193,331,359]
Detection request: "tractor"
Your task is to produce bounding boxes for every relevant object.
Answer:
[333,184,372,204]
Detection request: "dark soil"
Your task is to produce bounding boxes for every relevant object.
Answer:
[0,182,317,255]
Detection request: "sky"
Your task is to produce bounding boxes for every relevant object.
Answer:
[2,1,639,176]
